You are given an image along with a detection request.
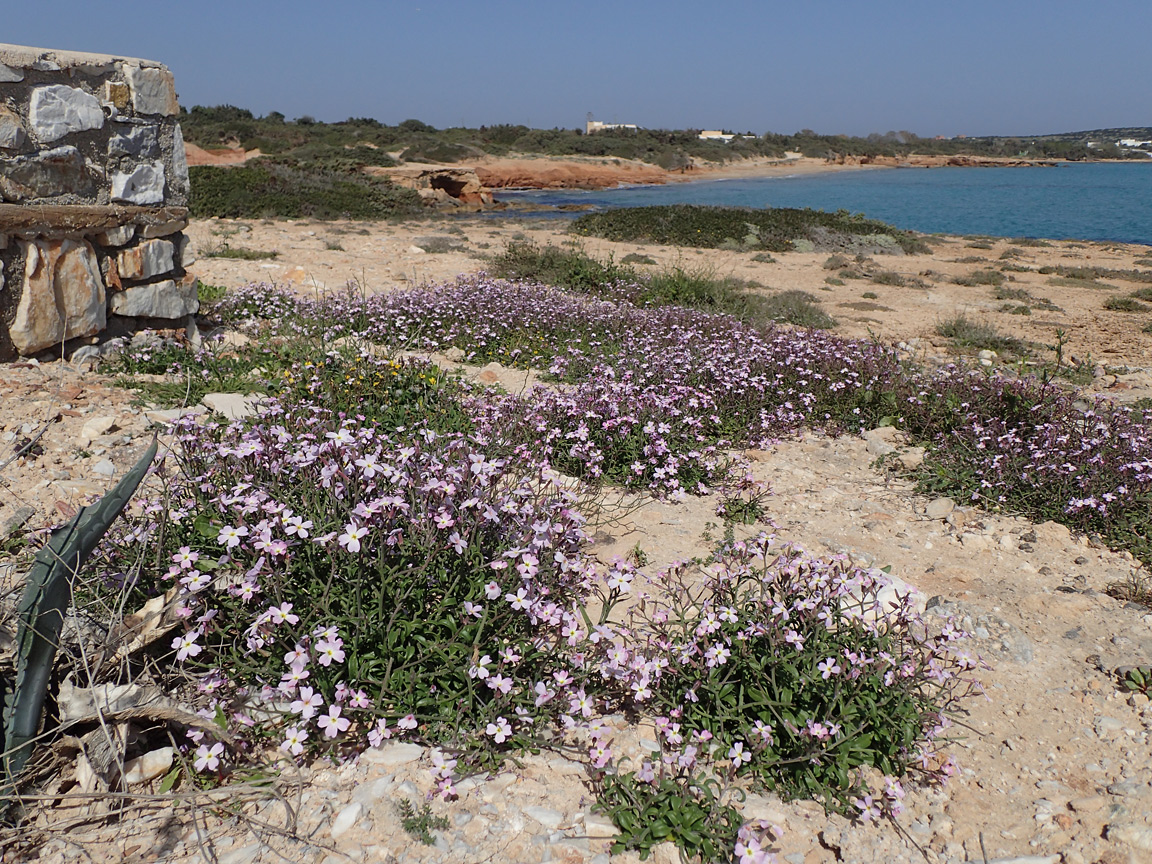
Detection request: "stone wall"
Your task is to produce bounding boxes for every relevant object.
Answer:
[0,43,195,360]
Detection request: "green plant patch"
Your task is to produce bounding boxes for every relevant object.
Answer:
[871,271,906,287]
[1103,296,1149,312]
[621,253,657,265]
[189,162,423,220]
[203,245,279,260]
[935,314,1026,354]
[952,269,1005,287]
[571,205,926,254]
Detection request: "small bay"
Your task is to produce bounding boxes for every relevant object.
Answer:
[499,162,1152,246]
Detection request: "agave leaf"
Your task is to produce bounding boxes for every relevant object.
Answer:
[2,440,157,788]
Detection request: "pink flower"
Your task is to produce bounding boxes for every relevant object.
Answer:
[486,717,512,743]
[290,686,323,720]
[316,639,346,667]
[172,631,202,662]
[317,705,350,739]
[397,714,418,730]
[194,742,224,772]
[280,727,308,756]
[338,522,369,553]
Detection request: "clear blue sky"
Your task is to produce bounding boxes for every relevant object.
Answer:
[5,0,1149,137]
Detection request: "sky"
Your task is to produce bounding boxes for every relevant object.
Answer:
[4,0,1149,138]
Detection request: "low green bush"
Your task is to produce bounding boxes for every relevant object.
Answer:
[571,205,926,254]
[935,314,1026,354]
[189,162,422,220]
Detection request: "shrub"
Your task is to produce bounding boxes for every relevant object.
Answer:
[871,271,906,287]
[189,162,423,220]
[935,315,1025,354]
[758,290,836,329]
[1103,296,1149,312]
[571,205,926,254]
[952,269,1005,287]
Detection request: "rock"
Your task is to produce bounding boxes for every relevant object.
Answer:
[865,435,896,456]
[97,224,136,247]
[897,447,925,469]
[109,279,198,319]
[141,218,188,239]
[170,123,189,192]
[1069,795,1107,812]
[360,742,424,768]
[582,809,617,839]
[651,842,682,864]
[111,161,166,204]
[122,747,173,785]
[201,393,267,421]
[28,84,104,142]
[93,460,116,477]
[108,124,161,159]
[123,65,179,116]
[1094,716,1125,738]
[1,505,35,537]
[118,239,175,281]
[524,806,564,830]
[330,802,363,838]
[960,532,989,550]
[146,405,206,425]
[80,416,117,443]
[70,344,101,365]
[11,238,106,355]
[218,843,263,864]
[1106,821,1152,852]
[0,145,92,201]
[0,105,26,150]
[0,62,23,82]
[104,80,130,110]
[926,497,956,519]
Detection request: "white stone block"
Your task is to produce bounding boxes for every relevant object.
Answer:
[0,63,22,82]
[0,106,25,149]
[122,65,178,116]
[171,122,189,190]
[111,161,165,204]
[109,279,198,319]
[97,224,136,247]
[28,85,104,142]
[118,238,175,280]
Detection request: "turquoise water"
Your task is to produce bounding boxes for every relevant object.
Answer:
[498,162,1152,246]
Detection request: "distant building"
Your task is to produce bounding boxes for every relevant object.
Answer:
[1118,138,1152,148]
[699,130,736,142]
[586,120,639,134]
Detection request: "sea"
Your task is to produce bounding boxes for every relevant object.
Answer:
[495,162,1152,247]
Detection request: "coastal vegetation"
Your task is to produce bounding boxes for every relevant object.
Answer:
[569,204,928,254]
[180,105,1152,168]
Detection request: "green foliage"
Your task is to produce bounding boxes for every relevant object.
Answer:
[196,282,229,302]
[952,269,1005,287]
[935,315,1027,354]
[871,271,906,287]
[1103,296,1149,312]
[202,245,279,260]
[594,771,744,862]
[1117,666,1152,696]
[189,163,422,220]
[621,253,657,265]
[396,799,450,845]
[759,290,836,329]
[571,205,926,254]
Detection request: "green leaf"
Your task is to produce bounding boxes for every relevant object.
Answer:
[158,766,181,794]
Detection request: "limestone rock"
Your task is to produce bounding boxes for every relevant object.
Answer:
[122,65,179,116]
[28,84,104,142]
[97,224,135,247]
[925,497,956,519]
[0,62,23,83]
[11,239,106,355]
[108,124,160,159]
[141,218,188,239]
[118,239,175,281]
[0,105,25,150]
[0,145,92,201]
[111,161,165,204]
[171,122,189,192]
[108,278,197,319]
[122,747,173,785]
